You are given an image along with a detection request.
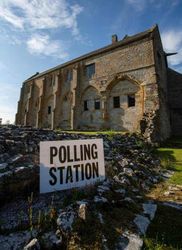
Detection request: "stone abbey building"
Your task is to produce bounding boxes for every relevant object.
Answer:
[16,25,182,141]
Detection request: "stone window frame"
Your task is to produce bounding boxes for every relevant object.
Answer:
[48,106,51,114]
[85,63,95,79]
[94,99,101,110]
[84,100,89,111]
[113,96,120,108]
[66,69,73,82]
[127,94,135,107]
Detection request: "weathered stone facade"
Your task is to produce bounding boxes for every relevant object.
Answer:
[16,25,181,141]
[167,68,182,136]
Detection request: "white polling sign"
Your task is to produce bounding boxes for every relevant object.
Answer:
[40,139,105,193]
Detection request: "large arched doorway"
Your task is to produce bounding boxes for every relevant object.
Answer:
[107,77,143,132]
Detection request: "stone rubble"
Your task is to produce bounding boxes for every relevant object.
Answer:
[57,208,77,233]
[0,125,166,249]
[134,215,150,235]
[143,202,157,220]
[24,238,40,250]
[117,231,143,250]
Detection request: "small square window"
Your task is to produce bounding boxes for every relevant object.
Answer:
[84,100,88,111]
[86,63,95,79]
[128,95,135,107]
[95,100,100,110]
[48,106,51,114]
[113,96,120,108]
[66,69,73,82]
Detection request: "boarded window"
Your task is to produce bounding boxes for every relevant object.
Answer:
[95,100,100,110]
[84,100,88,111]
[86,63,95,79]
[113,96,120,108]
[66,69,73,82]
[128,95,135,107]
[48,106,51,114]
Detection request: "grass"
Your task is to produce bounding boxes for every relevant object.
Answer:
[154,137,182,185]
[143,204,182,250]
[55,129,126,136]
[144,137,182,250]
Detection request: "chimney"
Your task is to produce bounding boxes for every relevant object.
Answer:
[112,34,118,44]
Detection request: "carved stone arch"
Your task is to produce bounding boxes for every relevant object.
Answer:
[106,74,142,92]
[106,74,144,132]
[80,85,100,103]
[79,85,103,130]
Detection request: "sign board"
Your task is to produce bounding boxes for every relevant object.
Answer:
[40,139,105,193]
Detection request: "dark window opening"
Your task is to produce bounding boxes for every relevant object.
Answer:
[48,106,51,114]
[84,100,88,111]
[66,69,73,82]
[86,63,95,79]
[113,96,120,108]
[95,100,100,110]
[128,95,135,107]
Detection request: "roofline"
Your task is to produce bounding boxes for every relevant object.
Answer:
[24,25,157,83]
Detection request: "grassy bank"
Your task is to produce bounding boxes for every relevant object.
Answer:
[55,129,126,136]
[155,137,182,185]
[143,137,182,250]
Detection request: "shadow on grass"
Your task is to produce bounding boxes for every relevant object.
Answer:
[160,136,182,149]
[143,139,182,249]
[154,149,177,170]
[143,202,182,250]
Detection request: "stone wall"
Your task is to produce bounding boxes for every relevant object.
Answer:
[74,37,157,132]
[152,27,171,141]
[168,68,182,136]
[16,26,173,141]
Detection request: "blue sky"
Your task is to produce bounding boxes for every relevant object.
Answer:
[0,0,182,123]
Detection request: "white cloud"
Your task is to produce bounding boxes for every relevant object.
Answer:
[0,0,83,57]
[162,30,182,66]
[27,34,68,59]
[0,83,20,123]
[0,0,83,35]
[0,5,24,29]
